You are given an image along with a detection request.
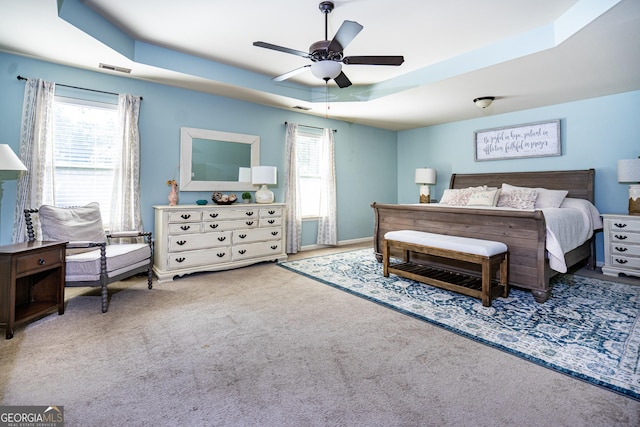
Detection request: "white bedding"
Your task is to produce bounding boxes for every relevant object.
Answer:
[425,198,602,273]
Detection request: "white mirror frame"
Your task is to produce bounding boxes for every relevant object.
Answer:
[179,127,260,191]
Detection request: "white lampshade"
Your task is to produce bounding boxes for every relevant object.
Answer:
[251,166,277,185]
[415,168,436,185]
[238,167,251,183]
[310,60,342,80]
[0,144,27,171]
[617,159,640,182]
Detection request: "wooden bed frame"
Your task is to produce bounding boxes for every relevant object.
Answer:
[371,169,596,303]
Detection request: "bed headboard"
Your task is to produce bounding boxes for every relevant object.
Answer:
[449,169,595,203]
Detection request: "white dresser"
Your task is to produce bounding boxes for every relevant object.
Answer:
[153,203,287,282]
[602,214,640,279]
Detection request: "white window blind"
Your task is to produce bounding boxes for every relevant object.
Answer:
[52,96,119,226]
[296,128,323,218]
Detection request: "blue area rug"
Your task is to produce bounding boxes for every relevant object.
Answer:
[279,249,640,400]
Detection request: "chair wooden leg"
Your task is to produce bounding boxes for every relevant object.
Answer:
[101,283,108,313]
[147,268,153,290]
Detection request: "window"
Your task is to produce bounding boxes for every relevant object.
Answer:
[52,96,119,226]
[296,128,324,218]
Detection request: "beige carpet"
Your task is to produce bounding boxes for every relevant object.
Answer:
[1,244,639,426]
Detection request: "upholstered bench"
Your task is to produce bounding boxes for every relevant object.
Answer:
[383,230,509,307]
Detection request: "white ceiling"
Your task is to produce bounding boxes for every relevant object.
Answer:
[1,0,639,131]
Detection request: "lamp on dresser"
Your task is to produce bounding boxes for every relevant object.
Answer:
[252,166,277,204]
[415,168,436,203]
[0,144,27,241]
[618,157,640,215]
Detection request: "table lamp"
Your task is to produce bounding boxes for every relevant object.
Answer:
[0,144,27,242]
[252,166,277,204]
[415,168,436,203]
[618,158,640,215]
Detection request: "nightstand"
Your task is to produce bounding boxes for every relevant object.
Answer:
[0,241,66,339]
[601,214,640,279]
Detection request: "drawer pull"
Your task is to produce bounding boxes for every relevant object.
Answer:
[209,213,219,218]
[615,247,628,252]
[181,214,191,220]
[176,240,187,246]
[239,234,247,239]
[268,210,275,215]
[180,225,191,231]
[217,252,225,258]
[268,219,275,224]
[218,236,226,242]
[271,245,278,250]
[615,258,628,264]
[38,258,46,265]
[271,231,279,236]
[613,223,628,228]
[245,211,254,216]
[246,221,254,226]
[239,249,246,255]
[175,257,185,263]
[614,235,628,240]
[209,224,219,229]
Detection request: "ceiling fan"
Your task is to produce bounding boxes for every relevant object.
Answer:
[253,1,404,88]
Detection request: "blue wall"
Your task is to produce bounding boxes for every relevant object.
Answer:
[0,53,397,247]
[398,90,640,263]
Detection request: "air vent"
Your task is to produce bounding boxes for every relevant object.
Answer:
[99,63,132,74]
[293,105,311,111]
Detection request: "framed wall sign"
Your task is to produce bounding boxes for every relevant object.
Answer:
[474,119,561,161]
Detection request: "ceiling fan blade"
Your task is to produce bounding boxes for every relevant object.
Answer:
[253,41,309,58]
[333,71,352,88]
[273,65,311,82]
[343,56,405,66]
[327,20,363,52]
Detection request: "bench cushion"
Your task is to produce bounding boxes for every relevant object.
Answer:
[384,230,507,257]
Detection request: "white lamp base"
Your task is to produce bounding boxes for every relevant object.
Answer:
[419,185,431,204]
[255,184,274,204]
[629,184,640,216]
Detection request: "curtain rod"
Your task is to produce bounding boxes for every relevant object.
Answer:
[16,75,143,100]
[284,121,336,132]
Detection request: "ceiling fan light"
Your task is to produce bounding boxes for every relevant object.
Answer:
[311,60,342,80]
[473,96,495,109]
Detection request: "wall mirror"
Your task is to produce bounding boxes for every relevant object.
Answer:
[179,127,260,191]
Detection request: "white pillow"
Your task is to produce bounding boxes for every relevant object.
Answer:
[38,202,107,242]
[466,189,500,206]
[501,183,568,209]
[497,189,538,209]
[440,186,487,206]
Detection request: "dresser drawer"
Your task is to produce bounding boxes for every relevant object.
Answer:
[608,219,640,233]
[203,219,259,232]
[168,211,202,223]
[168,248,231,269]
[232,241,283,261]
[609,232,640,245]
[203,209,259,221]
[260,207,283,218]
[15,248,64,275]
[260,217,282,227]
[607,254,640,270]
[232,227,282,244]
[610,244,640,257]
[168,223,202,234]
[169,231,232,252]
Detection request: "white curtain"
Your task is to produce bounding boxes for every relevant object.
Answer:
[316,128,337,245]
[12,78,56,243]
[109,94,143,237]
[284,122,302,253]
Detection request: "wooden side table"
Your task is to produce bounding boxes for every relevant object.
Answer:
[0,241,66,339]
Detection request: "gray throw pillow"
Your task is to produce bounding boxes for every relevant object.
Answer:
[38,202,107,242]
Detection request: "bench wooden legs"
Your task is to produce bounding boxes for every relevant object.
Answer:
[383,239,509,307]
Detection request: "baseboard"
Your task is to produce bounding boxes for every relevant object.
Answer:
[300,237,372,252]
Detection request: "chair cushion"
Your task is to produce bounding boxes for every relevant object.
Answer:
[65,243,151,282]
[38,202,107,242]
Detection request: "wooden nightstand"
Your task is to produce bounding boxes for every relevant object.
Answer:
[601,214,640,280]
[0,241,66,339]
